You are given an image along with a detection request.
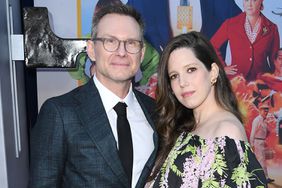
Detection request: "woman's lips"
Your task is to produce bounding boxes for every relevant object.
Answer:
[181,91,195,98]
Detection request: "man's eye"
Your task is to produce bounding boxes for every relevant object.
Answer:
[127,40,139,47]
[106,38,116,43]
[127,40,135,45]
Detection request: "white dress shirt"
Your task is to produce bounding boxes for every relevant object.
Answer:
[93,76,154,187]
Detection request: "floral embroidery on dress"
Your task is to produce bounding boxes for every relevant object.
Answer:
[152,132,266,188]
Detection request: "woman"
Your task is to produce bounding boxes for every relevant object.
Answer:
[147,31,267,187]
[211,0,280,81]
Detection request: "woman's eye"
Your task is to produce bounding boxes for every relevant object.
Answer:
[187,67,196,73]
[169,74,177,80]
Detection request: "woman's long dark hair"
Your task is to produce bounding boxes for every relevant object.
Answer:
[149,31,242,180]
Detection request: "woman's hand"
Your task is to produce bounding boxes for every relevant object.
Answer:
[224,64,238,75]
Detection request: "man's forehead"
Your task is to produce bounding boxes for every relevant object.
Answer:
[97,14,141,39]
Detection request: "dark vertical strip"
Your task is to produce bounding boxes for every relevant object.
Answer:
[21,0,37,130]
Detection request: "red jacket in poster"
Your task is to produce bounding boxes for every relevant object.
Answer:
[211,12,280,81]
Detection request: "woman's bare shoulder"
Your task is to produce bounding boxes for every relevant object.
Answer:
[213,112,248,141]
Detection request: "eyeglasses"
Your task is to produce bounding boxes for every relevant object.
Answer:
[93,37,143,54]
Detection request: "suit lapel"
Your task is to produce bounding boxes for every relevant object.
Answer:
[73,79,128,187]
[134,90,158,188]
[240,13,271,44]
[255,14,272,43]
[237,13,250,43]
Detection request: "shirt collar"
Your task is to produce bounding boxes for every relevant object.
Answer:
[93,75,134,113]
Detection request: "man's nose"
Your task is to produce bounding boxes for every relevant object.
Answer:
[116,41,126,56]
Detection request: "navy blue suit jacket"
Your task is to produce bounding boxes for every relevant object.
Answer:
[29,79,158,188]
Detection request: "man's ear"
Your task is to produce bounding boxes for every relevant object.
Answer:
[87,40,96,61]
[210,63,219,82]
[140,42,146,62]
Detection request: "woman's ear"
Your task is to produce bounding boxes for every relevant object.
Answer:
[86,40,96,61]
[210,63,219,85]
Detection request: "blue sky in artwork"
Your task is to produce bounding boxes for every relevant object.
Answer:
[81,0,97,37]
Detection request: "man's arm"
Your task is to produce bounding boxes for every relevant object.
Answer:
[29,99,66,188]
[250,117,260,146]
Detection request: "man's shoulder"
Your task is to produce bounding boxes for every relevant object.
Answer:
[134,89,155,104]
[44,81,94,107]
[225,12,244,25]
[261,13,278,28]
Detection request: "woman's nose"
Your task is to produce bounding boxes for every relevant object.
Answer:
[179,76,189,87]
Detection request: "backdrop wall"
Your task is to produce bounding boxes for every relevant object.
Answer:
[33,0,282,186]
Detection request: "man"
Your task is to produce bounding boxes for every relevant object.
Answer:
[250,97,274,184]
[29,4,157,188]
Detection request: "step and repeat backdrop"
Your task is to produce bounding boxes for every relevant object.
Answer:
[33,0,282,185]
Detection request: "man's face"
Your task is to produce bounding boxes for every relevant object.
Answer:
[259,107,269,119]
[87,13,145,87]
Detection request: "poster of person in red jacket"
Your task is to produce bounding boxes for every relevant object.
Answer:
[209,0,281,185]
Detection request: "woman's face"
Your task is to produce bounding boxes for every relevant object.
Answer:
[167,47,215,110]
[243,0,263,16]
